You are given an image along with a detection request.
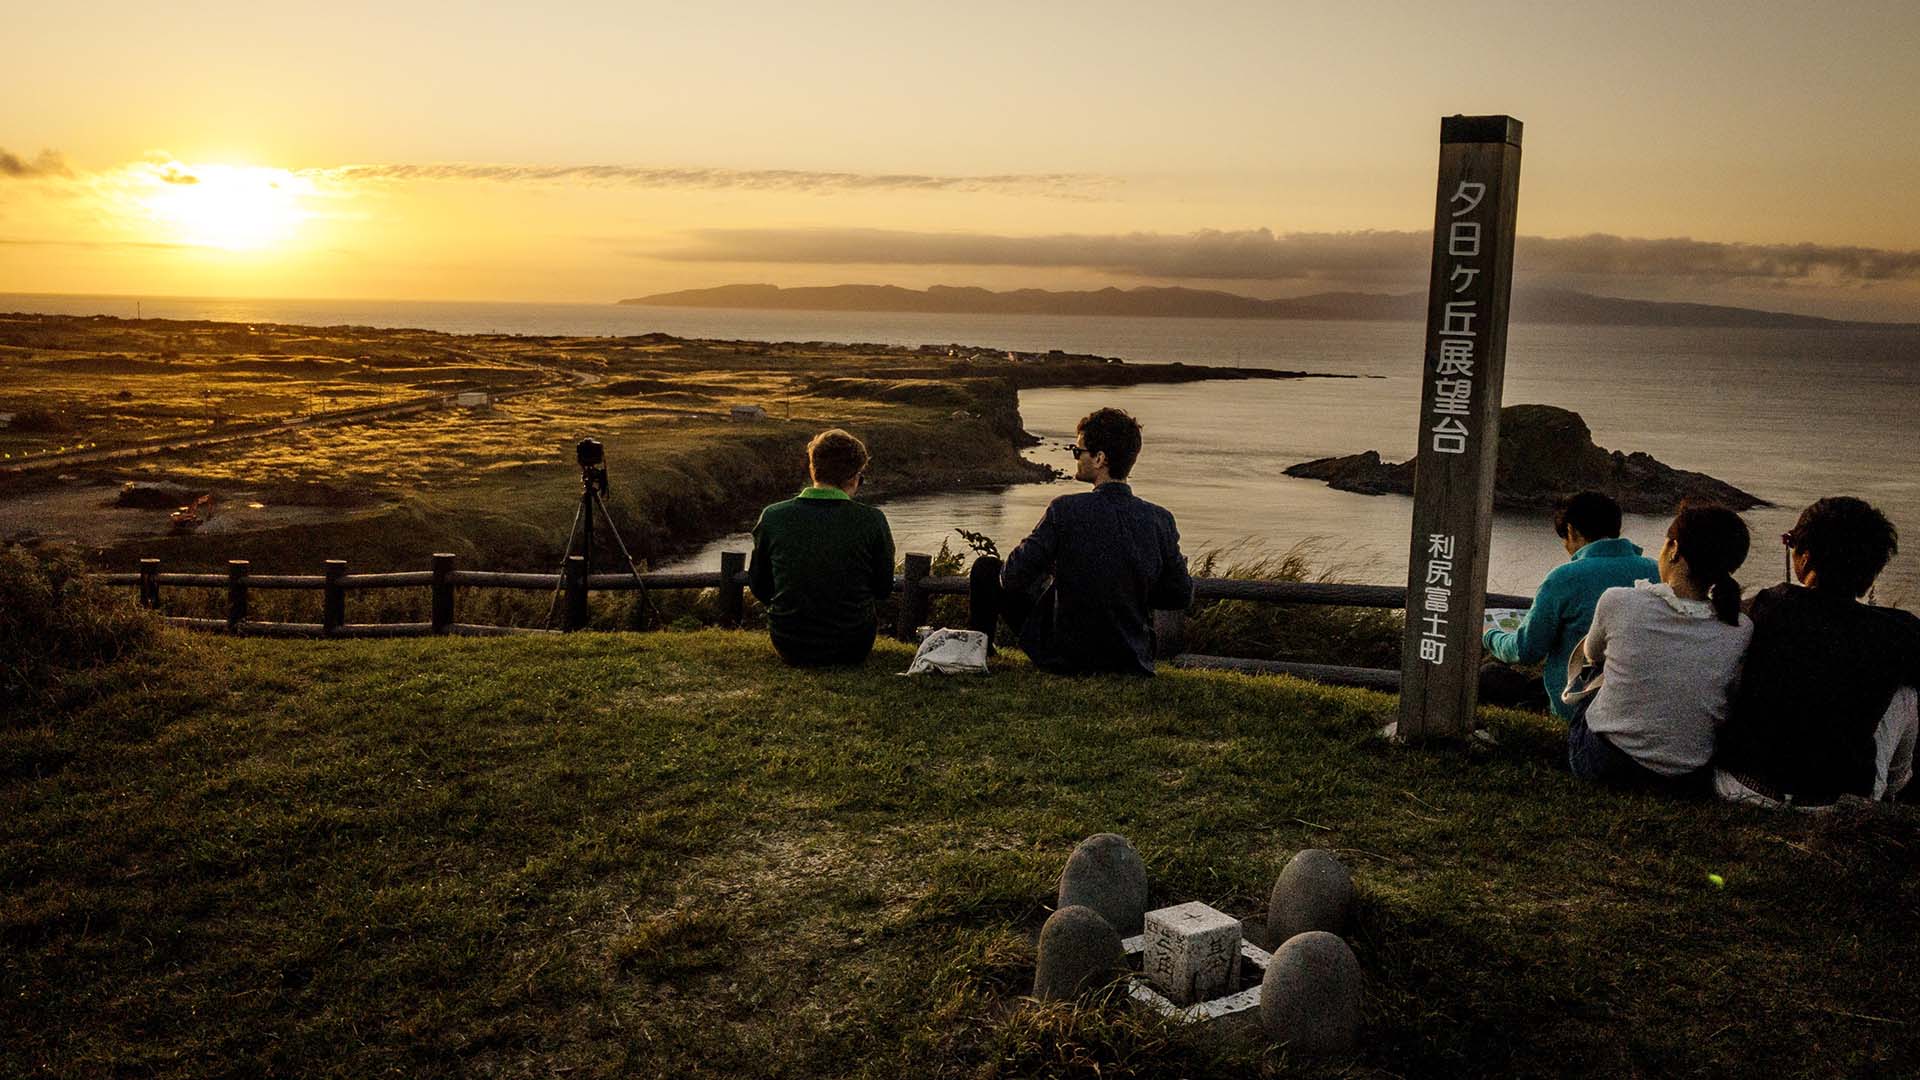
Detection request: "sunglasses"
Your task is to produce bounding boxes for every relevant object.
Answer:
[1066,445,1098,459]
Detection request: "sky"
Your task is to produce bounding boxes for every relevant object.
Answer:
[4,0,1920,319]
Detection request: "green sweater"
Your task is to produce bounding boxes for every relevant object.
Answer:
[748,487,895,658]
[1483,536,1659,718]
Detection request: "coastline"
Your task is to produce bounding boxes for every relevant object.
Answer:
[0,313,1339,574]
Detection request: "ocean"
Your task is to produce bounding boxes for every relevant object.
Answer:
[7,293,1917,604]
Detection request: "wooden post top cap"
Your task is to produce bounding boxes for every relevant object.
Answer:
[1441,115,1523,147]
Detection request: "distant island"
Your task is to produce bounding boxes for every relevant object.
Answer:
[621,283,1917,331]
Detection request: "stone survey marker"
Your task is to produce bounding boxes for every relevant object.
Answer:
[1141,901,1244,1005]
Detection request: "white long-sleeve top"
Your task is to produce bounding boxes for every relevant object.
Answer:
[1568,580,1754,776]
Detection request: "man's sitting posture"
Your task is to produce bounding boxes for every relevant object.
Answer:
[1001,407,1192,675]
[748,429,894,666]
[1714,497,1920,806]
[1484,492,1658,719]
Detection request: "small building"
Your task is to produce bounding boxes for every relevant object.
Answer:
[453,391,491,408]
[730,404,767,423]
[0,412,13,429]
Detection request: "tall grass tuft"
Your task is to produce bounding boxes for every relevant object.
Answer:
[1,543,160,714]
[1183,539,1401,668]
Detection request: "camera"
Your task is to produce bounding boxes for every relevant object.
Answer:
[576,437,608,494]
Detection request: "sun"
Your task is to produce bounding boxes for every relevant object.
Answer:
[140,161,315,251]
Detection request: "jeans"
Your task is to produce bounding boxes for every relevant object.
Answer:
[1567,703,1708,796]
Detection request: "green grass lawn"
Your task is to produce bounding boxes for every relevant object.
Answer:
[4,630,1916,1078]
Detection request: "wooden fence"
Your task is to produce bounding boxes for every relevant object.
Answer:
[104,552,1533,692]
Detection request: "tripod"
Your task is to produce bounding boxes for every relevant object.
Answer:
[545,444,656,629]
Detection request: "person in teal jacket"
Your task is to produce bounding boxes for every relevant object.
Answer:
[1483,492,1659,719]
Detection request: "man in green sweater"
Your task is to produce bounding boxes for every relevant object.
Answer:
[1483,492,1659,719]
[748,429,895,666]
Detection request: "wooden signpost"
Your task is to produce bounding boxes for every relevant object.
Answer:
[1397,115,1523,740]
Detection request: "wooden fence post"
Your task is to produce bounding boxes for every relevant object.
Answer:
[967,555,1002,640]
[896,552,933,641]
[138,558,160,609]
[226,560,249,632]
[1153,607,1188,661]
[431,553,456,633]
[323,560,347,635]
[563,555,590,631]
[717,550,746,626]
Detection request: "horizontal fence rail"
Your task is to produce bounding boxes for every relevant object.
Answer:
[105,551,1532,690]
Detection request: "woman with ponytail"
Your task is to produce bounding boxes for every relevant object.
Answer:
[1561,502,1753,792]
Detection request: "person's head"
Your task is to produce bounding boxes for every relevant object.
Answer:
[1552,491,1624,555]
[1660,501,1750,625]
[1783,496,1898,598]
[806,428,869,492]
[1072,407,1142,485]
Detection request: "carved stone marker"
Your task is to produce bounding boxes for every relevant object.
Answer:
[1141,901,1243,1006]
[1260,930,1363,1055]
[1057,833,1149,935]
[1266,849,1354,948]
[1033,904,1124,1001]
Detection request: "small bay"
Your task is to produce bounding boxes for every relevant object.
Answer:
[8,294,1915,602]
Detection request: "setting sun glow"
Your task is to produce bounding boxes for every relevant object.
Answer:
[139,162,314,251]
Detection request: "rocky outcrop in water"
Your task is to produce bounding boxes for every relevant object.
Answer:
[1283,405,1767,513]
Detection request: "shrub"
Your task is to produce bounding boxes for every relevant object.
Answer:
[1,544,159,714]
[1183,539,1402,668]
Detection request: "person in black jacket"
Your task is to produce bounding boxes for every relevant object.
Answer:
[1713,497,1920,806]
[1001,407,1193,675]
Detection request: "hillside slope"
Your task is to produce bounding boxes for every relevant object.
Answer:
[4,631,1915,1077]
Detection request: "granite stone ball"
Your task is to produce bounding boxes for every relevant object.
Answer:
[1057,833,1149,935]
[1266,848,1354,947]
[1032,904,1125,1001]
[1260,930,1362,1055]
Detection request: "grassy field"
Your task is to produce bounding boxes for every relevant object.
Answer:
[5,314,1227,576]
[4,629,1915,1078]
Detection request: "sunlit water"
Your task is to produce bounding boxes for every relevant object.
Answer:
[8,293,1916,603]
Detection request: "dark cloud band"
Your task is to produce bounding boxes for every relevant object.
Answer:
[317,162,1108,198]
[658,226,1920,285]
[0,149,72,179]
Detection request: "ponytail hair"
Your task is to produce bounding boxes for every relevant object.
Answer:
[1667,502,1750,626]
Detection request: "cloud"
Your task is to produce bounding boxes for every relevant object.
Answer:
[1523,234,1920,283]
[658,227,1426,282]
[313,162,1110,198]
[655,226,1920,286]
[0,148,72,179]
[156,163,200,185]
[0,237,193,250]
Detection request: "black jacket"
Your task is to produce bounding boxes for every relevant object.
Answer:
[1715,583,1920,803]
[1001,482,1193,675]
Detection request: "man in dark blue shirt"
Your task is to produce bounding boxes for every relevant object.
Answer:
[1001,408,1193,675]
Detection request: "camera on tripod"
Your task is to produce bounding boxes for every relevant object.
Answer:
[576,437,608,495]
[548,436,654,628]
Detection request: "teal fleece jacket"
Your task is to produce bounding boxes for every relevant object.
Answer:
[1483,537,1659,718]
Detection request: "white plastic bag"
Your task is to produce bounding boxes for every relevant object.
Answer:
[905,628,990,675]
